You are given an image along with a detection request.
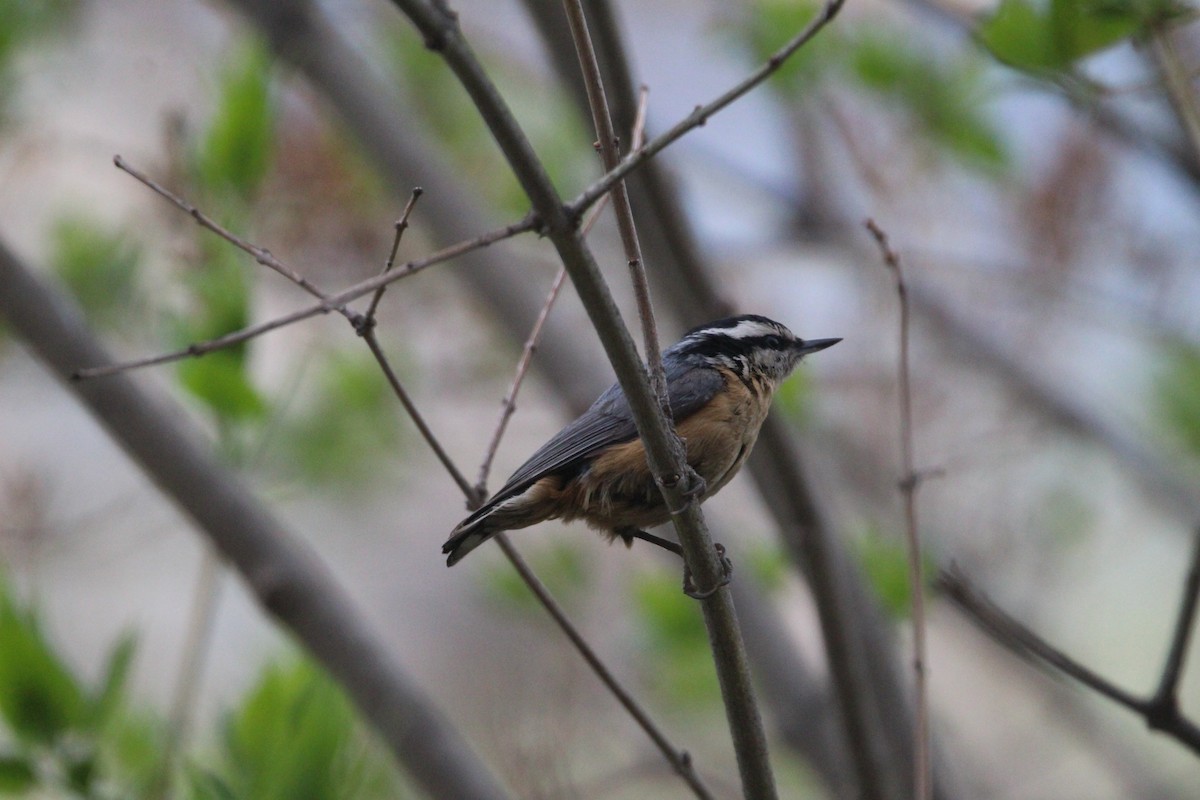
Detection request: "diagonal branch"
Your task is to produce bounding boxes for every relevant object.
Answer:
[0,238,512,800]
[937,565,1200,755]
[565,0,847,220]
[73,211,540,379]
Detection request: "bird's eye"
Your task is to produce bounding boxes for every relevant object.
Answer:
[763,335,782,349]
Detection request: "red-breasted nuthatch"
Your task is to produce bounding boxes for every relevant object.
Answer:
[443,314,839,567]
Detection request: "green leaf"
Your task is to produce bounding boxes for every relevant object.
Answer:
[215,660,375,800]
[978,0,1144,72]
[1154,341,1200,461]
[854,525,935,619]
[0,587,88,744]
[50,215,143,330]
[0,753,36,793]
[273,353,400,485]
[172,245,266,423]
[187,768,239,800]
[86,631,137,730]
[850,35,1007,171]
[196,41,276,198]
[743,0,839,91]
[178,352,267,423]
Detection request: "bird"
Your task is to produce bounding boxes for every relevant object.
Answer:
[443,314,839,580]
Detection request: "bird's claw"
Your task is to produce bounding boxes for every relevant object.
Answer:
[682,543,733,600]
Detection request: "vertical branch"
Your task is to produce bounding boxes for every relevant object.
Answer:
[561,3,778,798]
[561,2,666,403]
[865,219,931,800]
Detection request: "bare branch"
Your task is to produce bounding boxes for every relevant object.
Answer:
[73,213,540,380]
[1150,528,1200,713]
[0,238,511,800]
[566,0,847,220]
[865,219,931,800]
[560,2,778,795]
[494,534,715,799]
[473,267,567,497]
[937,565,1200,755]
[114,155,327,301]
[365,187,425,323]
[563,2,666,405]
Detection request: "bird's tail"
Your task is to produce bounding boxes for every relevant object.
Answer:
[442,508,497,566]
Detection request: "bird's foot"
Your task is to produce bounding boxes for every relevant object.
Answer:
[682,543,733,600]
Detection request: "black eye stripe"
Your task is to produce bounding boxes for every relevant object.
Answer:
[677,332,790,359]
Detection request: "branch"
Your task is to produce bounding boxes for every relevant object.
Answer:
[562,4,776,793]
[937,564,1200,755]
[494,535,715,798]
[565,0,847,220]
[518,5,929,797]
[0,238,511,800]
[865,219,931,800]
[74,211,539,379]
[385,1,842,795]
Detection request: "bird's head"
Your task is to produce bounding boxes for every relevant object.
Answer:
[669,314,840,385]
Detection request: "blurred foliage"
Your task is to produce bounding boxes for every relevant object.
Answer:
[850,34,1007,171]
[744,541,790,593]
[194,42,276,201]
[51,214,144,331]
[272,352,404,486]
[0,0,77,118]
[775,367,813,425]
[854,524,934,619]
[174,242,268,427]
[1154,340,1200,462]
[0,577,161,798]
[0,576,408,799]
[190,659,406,800]
[745,0,1008,172]
[631,571,719,708]
[386,26,593,215]
[978,0,1168,73]
[481,540,589,614]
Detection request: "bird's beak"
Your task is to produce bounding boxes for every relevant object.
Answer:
[795,337,841,356]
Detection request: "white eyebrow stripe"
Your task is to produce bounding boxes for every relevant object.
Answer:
[688,319,778,342]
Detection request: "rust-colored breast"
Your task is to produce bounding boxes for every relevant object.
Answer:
[557,368,774,535]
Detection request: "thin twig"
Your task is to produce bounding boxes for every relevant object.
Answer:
[74,210,540,379]
[150,548,223,799]
[937,565,1200,755]
[114,156,327,301]
[1149,528,1200,711]
[471,132,625,496]
[494,534,715,800]
[563,3,667,406]
[361,331,478,501]
[566,0,846,220]
[865,219,931,800]
[474,268,567,496]
[365,187,425,322]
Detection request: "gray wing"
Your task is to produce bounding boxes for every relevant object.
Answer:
[474,361,723,514]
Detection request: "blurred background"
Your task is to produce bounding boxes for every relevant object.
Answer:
[1,0,1199,797]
